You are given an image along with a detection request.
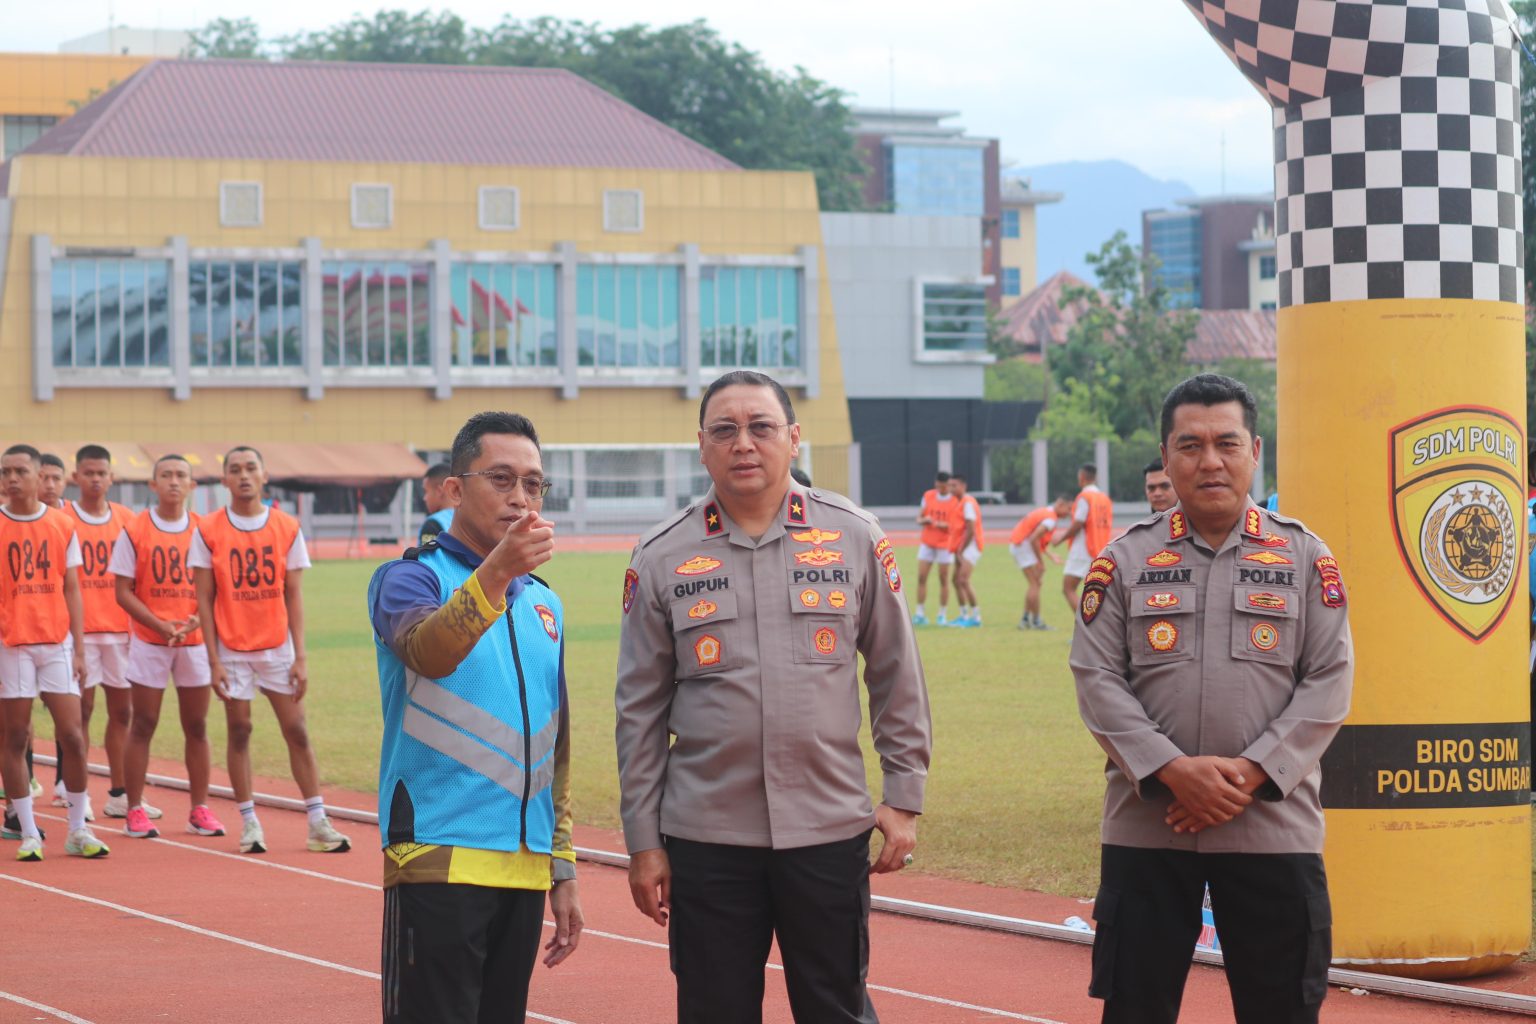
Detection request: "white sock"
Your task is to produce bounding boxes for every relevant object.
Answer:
[238,800,258,824]
[66,791,88,832]
[304,795,326,826]
[11,796,38,838]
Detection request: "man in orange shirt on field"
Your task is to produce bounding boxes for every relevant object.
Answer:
[60,445,141,823]
[192,446,349,856]
[0,445,109,861]
[1010,496,1071,631]
[112,453,225,841]
[947,474,985,628]
[1056,463,1115,613]
[912,471,957,625]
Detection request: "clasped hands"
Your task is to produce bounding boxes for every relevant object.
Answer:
[1154,755,1268,835]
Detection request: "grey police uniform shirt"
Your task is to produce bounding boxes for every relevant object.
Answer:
[615,484,933,852]
[1069,502,1354,854]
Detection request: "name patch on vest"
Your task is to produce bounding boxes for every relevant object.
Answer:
[674,577,730,599]
[1135,568,1192,585]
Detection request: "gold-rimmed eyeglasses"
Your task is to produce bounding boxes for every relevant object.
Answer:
[457,470,552,500]
[703,421,790,446]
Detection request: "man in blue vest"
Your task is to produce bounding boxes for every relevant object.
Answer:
[369,411,583,1023]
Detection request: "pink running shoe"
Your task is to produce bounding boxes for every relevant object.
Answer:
[186,805,226,837]
[123,806,159,839]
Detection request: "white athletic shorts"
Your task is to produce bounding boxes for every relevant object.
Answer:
[83,639,130,690]
[126,636,211,690]
[1010,542,1040,571]
[916,544,954,566]
[960,543,982,566]
[0,643,78,699]
[1064,547,1092,580]
[222,659,296,700]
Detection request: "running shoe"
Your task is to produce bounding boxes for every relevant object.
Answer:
[105,792,162,819]
[306,817,352,853]
[51,779,68,807]
[1,813,43,842]
[65,827,110,859]
[911,609,927,626]
[16,835,42,862]
[1017,617,1034,631]
[123,806,159,839]
[935,613,949,626]
[240,818,267,855]
[28,778,42,799]
[186,805,226,837]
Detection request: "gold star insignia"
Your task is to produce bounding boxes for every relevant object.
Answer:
[1451,489,1465,505]
[707,512,720,527]
[1469,486,1485,503]
[790,501,803,516]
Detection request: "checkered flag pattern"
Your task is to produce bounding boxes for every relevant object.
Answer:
[1184,0,1523,306]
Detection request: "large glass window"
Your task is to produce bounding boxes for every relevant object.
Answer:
[449,263,557,369]
[322,261,431,369]
[921,282,988,355]
[699,266,800,370]
[576,265,680,369]
[1003,267,1021,296]
[1001,209,1020,239]
[1146,212,1202,308]
[3,115,56,158]
[51,259,170,369]
[887,144,985,217]
[189,260,303,369]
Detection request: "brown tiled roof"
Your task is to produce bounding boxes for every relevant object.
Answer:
[1002,271,1276,363]
[25,59,740,171]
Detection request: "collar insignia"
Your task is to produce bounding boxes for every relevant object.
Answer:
[703,502,723,536]
[786,492,808,526]
[1168,511,1188,540]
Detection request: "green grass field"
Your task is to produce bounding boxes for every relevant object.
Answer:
[31,546,1536,928]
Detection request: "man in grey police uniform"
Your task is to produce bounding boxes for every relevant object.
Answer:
[615,370,932,1024]
[1071,373,1354,1024]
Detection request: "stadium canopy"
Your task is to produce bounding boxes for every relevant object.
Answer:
[137,442,427,488]
[13,441,156,482]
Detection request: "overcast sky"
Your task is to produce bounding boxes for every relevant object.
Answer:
[15,0,1277,196]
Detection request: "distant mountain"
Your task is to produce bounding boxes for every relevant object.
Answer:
[1012,160,1196,284]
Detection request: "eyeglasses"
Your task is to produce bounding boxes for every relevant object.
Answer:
[703,421,791,446]
[457,470,552,500]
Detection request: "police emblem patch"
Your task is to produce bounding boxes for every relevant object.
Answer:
[675,556,723,576]
[814,627,837,655]
[1145,592,1180,609]
[622,568,639,614]
[535,604,559,642]
[688,599,718,620]
[1146,550,1182,567]
[1146,619,1179,652]
[1390,406,1522,641]
[794,528,843,546]
[886,564,902,593]
[1080,586,1104,624]
[1316,557,1346,609]
[694,634,722,667]
[795,548,845,567]
[828,590,847,608]
[799,589,821,608]
[1243,551,1293,566]
[1250,622,1279,651]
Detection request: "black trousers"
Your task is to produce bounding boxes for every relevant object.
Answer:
[665,831,879,1024]
[1090,845,1332,1024]
[382,883,544,1024]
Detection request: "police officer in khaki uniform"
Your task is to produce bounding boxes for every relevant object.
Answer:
[1071,374,1353,1024]
[616,370,932,1024]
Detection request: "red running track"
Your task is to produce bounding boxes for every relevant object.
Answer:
[0,766,1527,1024]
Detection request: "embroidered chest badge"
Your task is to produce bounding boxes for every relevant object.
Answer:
[1243,551,1293,566]
[1146,550,1182,567]
[534,604,559,642]
[688,599,718,620]
[675,555,723,576]
[1250,622,1280,651]
[1145,592,1180,610]
[1146,619,1179,652]
[799,589,821,608]
[814,627,837,655]
[694,635,722,667]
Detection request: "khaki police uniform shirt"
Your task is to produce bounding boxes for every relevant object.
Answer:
[1070,502,1354,854]
[616,485,932,852]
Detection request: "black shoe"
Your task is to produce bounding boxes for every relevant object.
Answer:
[1,812,43,841]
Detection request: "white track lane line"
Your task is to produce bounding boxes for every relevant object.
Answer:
[0,990,97,1024]
[33,812,1063,1024]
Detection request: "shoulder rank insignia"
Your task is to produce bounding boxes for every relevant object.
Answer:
[675,555,723,576]
[1146,550,1182,567]
[1243,551,1293,566]
[1244,508,1263,538]
[786,492,808,526]
[1316,556,1346,608]
[1256,532,1290,548]
[622,569,639,614]
[1168,511,1188,540]
[793,528,842,545]
[703,502,724,536]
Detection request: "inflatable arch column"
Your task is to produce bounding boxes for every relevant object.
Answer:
[1184,0,1530,978]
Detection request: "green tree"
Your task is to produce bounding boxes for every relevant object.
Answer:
[1052,232,1199,440]
[183,17,266,59]
[282,9,470,63]
[984,358,1049,402]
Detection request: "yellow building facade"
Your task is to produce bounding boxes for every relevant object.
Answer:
[998,177,1060,303]
[0,53,151,157]
[0,59,854,501]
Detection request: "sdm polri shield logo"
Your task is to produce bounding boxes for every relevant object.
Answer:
[1389,406,1525,643]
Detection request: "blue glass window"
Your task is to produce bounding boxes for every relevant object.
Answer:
[189,260,303,369]
[576,265,680,369]
[1146,213,1202,308]
[321,261,431,369]
[1259,255,1277,280]
[52,259,171,369]
[921,283,988,354]
[1001,209,1020,239]
[699,267,801,370]
[449,263,557,369]
[887,144,985,217]
[1003,268,1021,296]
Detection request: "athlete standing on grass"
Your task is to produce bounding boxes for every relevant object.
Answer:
[112,454,225,841]
[192,446,349,855]
[61,445,139,824]
[0,444,108,861]
[912,472,956,626]
[947,473,984,627]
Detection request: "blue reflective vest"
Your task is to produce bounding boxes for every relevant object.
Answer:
[370,546,563,853]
